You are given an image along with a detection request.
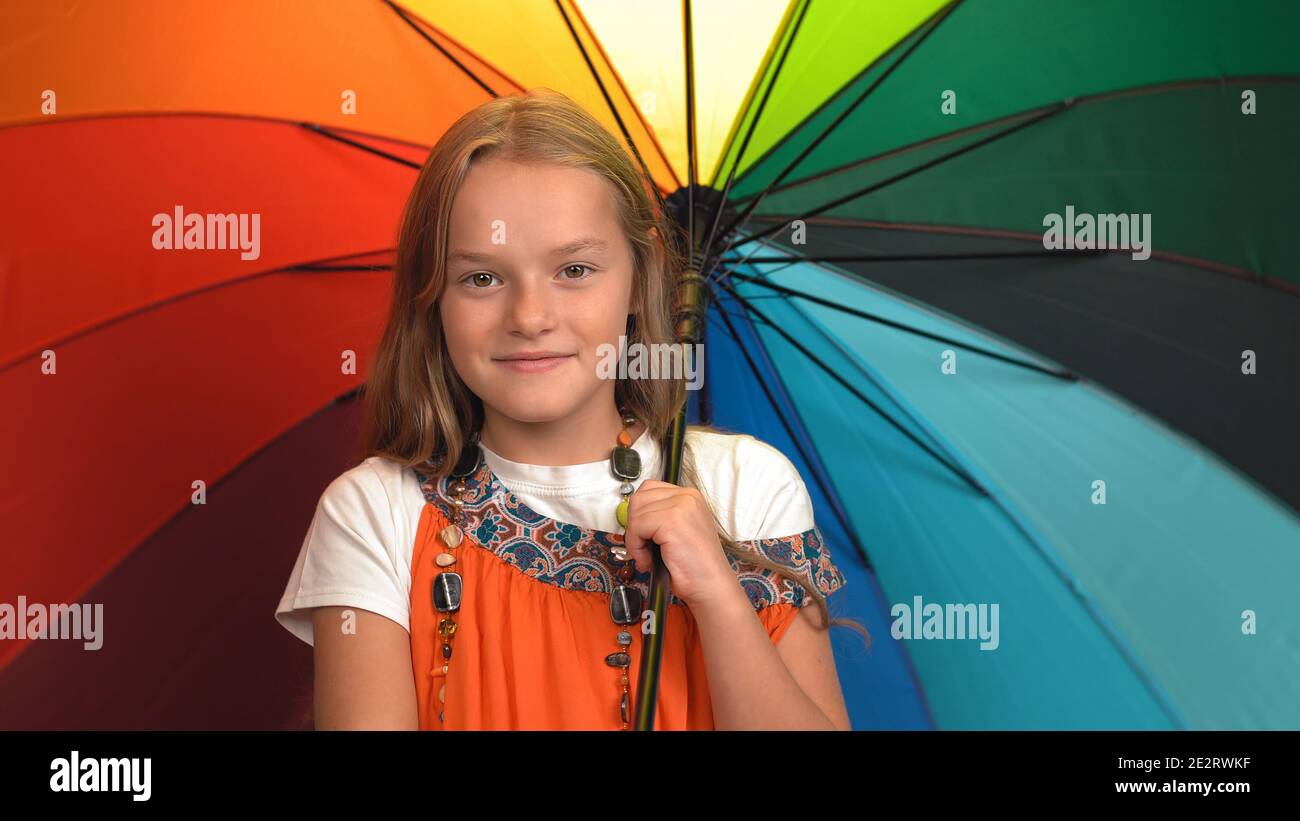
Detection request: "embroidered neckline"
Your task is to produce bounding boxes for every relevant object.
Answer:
[412,456,845,610]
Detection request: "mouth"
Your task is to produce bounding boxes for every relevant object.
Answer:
[493,353,575,373]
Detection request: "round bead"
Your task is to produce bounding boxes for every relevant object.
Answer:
[610,546,628,561]
[435,552,457,567]
[616,498,629,528]
[620,482,634,495]
[441,665,449,674]
[440,525,463,547]
[618,564,635,582]
[617,631,632,646]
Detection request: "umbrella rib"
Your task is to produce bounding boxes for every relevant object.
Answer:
[715,280,983,489]
[712,245,1106,291]
[731,74,1300,204]
[746,214,1300,296]
[705,0,808,190]
[721,249,1105,265]
[683,0,698,259]
[288,263,394,272]
[721,280,1014,490]
[553,0,672,219]
[700,0,811,270]
[299,122,422,169]
[711,0,965,258]
[728,99,1072,254]
[705,222,784,287]
[708,288,875,568]
[721,267,1078,381]
[566,0,684,194]
[0,247,398,374]
[711,0,961,211]
[713,277,988,497]
[381,0,499,98]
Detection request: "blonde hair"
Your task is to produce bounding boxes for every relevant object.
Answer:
[360,87,866,642]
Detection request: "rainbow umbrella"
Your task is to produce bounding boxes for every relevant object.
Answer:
[1,0,1297,730]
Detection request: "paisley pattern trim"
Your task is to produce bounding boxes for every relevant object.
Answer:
[413,458,847,611]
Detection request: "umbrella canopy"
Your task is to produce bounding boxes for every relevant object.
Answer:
[1,0,1296,729]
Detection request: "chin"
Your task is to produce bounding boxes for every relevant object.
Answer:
[488,393,581,425]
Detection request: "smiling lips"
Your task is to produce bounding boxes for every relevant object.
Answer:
[494,352,575,373]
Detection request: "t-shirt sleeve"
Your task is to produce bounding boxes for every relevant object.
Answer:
[274,462,411,646]
[728,437,848,612]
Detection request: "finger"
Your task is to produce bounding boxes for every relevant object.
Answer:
[626,491,686,517]
[627,484,680,505]
[632,484,704,512]
[625,499,702,571]
[622,506,675,570]
[630,501,702,541]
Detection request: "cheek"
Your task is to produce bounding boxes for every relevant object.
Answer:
[439,301,483,366]
[582,276,636,334]
[570,301,628,353]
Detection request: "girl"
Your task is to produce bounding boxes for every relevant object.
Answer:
[276,88,864,731]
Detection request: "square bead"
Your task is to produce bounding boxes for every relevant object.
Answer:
[611,446,641,480]
[433,572,462,612]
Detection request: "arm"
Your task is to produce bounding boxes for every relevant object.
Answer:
[691,587,852,731]
[625,435,852,730]
[311,606,419,730]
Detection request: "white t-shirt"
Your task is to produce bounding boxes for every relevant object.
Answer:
[274,428,819,646]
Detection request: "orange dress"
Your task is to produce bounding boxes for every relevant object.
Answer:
[408,456,846,730]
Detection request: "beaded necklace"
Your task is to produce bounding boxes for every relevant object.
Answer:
[431,410,646,729]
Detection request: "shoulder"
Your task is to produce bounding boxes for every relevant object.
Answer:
[684,428,795,471]
[310,456,429,566]
[318,456,417,518]
[684,429,848,610]
[307,458,397,557]
[275,456,423,645]
[683,429,814,541]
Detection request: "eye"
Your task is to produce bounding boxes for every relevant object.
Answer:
[560,264,594,280]
[462,271,499,288]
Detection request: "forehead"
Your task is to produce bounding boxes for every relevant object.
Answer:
[448,157,625,251]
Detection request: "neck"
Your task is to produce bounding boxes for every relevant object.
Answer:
[479,402,645,466]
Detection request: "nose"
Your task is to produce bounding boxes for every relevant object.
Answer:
[505,275,558,338]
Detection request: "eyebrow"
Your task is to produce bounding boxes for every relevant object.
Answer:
[447,236,609,265]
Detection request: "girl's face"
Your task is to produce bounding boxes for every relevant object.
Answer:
[440,156,637,426]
